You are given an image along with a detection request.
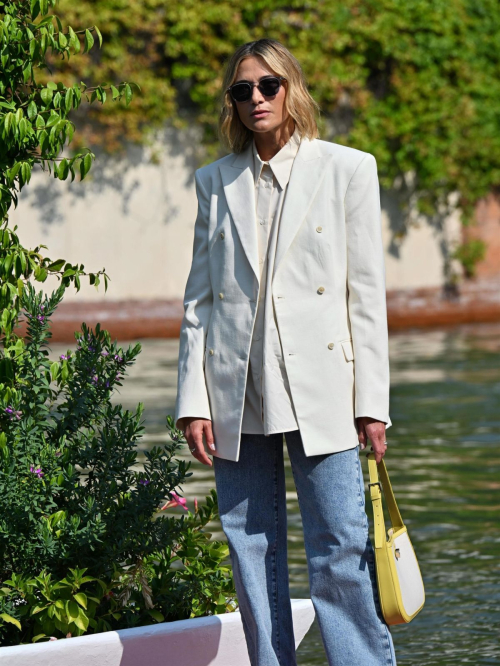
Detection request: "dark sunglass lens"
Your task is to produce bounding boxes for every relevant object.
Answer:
[231,83,251,102]
[260,78,281,96]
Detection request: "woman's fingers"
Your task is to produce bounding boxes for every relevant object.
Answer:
[185,419,213,466]
[357,417,387,463]
[358,426,367,450]
[369,428,387,464]
[204,420,216,452]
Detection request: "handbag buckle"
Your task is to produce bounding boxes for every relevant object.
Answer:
[368,481,381,490]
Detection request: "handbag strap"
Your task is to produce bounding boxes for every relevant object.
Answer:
[366,453,405,549]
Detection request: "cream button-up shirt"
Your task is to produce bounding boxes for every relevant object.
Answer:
[241,128,301,435]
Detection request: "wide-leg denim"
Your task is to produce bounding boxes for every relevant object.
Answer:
[212,430,397,666]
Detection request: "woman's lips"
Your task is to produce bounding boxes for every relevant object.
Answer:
[251,110,270,118]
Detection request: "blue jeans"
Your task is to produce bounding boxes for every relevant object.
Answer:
[213,430,397,666]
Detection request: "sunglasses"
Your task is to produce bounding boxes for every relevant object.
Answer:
[226,76,287,103]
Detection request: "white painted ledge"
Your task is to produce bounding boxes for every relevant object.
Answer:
[0,598,315,666]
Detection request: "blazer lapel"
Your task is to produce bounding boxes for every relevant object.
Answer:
[219,143,260,282]
[273,138,333,279]
[218,136,333,284]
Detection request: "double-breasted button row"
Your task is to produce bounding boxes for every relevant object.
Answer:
[317,286,325,294]
[219,292,224,299]
[328,342,335,350]
[209,348,214,355]
[220,231,225,239]
[316,226,323,233]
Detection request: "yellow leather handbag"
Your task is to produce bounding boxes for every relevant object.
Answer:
[366,453,425,625]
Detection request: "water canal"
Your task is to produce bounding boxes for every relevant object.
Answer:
[49,322,500,665]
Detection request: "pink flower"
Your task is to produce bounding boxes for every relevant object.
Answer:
[194,498,198,513]
[161,490,188,511]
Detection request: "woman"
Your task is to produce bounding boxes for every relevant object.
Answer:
[174,38,396,666]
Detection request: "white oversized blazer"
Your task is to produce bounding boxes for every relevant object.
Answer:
[174,135,392,462]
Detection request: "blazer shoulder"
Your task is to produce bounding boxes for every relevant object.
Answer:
[314,138,375,166]
[194,152,234,191]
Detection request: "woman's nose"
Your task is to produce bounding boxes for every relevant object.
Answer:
[251,85,266,104]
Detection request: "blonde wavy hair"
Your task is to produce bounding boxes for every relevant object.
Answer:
[218,39,320,154]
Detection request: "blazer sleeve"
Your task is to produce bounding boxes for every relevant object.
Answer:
[174,170,213,430]
[344,153,392,429]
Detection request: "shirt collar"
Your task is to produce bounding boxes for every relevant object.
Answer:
[252,127,301,189]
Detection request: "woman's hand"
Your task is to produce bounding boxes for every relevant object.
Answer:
[182,417,216,466]
[356,416,387,464]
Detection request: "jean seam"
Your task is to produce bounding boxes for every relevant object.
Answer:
[271,442,281,664]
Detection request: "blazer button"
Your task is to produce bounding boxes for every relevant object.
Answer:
[328,342,334,350]
[219,292,224,299]
[316,226,323,233]
[317,286,325,294]
[209,349,214,355]
[220,231,225,239]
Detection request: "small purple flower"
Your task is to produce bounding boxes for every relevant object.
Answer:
[37,315,45,322]
[30,465,44,478]
[60,354,69,361]
[138,479,150,486]
[114,355,123,363]
[105,380,110,388]
[92,375,98,384]
[101,350,109,357]
[5,406,22,420]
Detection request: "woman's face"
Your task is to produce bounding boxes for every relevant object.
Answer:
[231,56,288,135]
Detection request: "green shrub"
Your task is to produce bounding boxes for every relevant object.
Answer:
[0,282,236,646]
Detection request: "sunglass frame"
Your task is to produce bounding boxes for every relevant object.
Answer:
[226,76,287,103]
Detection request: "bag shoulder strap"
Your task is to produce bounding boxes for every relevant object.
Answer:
[366,453,405,549]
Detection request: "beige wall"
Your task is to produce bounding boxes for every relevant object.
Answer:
[10,128,463,302]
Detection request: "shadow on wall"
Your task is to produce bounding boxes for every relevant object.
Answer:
[15,121,203,234]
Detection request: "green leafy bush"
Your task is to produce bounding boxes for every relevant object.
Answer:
[0,282,236,646]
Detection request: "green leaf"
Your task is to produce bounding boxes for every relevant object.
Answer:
[50,361,60,381]
[65,88,74,112]
[66,600,79,621]
[74,592,87,610]
[84,29,94,53]
[40,88,53,105]
[0,613,21,630]
[34,265,48,282]
[27,101,37,120]
[47,259,66,271]
[124,83,132,106]
[94,26,103,48]
[59,158,69,180]
[147,610,164,623]
[72,608,89,632]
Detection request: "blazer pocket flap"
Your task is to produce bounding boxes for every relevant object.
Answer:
[341,338,354,362]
